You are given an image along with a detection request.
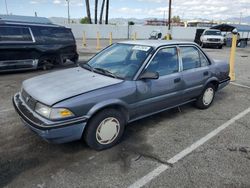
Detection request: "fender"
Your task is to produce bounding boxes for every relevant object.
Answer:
[86,99,129,119]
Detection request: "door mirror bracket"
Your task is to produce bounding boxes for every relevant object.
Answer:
[139,71,159,80]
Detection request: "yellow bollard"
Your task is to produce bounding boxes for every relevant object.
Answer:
[96,32,101,50]
[166,34,170,40]
[133,32,137,40]
[229,34,237,81]
[109,32,112,45]
[82,31,86,47]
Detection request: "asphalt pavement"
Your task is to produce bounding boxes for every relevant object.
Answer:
[0,43,250,188]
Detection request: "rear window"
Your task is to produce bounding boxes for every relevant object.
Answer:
[0,26,33,42]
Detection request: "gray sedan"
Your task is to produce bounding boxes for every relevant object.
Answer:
[13,40,230,150]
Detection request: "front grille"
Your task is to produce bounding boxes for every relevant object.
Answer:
[207,38,220,42]
[21,89,37,110]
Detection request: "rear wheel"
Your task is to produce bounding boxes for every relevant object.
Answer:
[195,84,215,109]
[84,109,126,150]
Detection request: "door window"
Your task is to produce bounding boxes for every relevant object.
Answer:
[146,47,179,76]
[0,26,33,42]
[180,46,209,70]
[180,46,201,70]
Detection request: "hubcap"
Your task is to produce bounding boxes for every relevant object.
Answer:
[203,87,214,106]
[96,117,120,145]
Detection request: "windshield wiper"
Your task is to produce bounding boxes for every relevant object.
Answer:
[81,63,93,72]
[93,67,117,78]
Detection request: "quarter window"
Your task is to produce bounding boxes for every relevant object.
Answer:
[200,52,209,67]
[146,47,179,76]
[0,26,33,42]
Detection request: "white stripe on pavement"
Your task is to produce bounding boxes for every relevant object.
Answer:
[230,82,250,89]
[128,106,250,188]
[0,108,14,113]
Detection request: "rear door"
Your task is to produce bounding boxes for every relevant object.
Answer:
[179,45,211,101]
[135,46,184,116]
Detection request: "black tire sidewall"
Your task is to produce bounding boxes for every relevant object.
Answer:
[196,84,215,109]
[84,109,126,150]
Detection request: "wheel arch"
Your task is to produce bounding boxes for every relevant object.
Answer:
[205,77,219,91]
[86,100,130,123]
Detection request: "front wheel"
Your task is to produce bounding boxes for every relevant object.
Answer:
[83,109,126,150]
[195,84,215,109]
[38,57,54,71]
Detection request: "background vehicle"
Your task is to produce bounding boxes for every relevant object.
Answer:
[200,29,224,49]
[0,15,78,72]
[149,30,162,40]
[13,40,230,150]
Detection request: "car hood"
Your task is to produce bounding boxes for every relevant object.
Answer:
[22,67,123,106]
[203,35,224,39]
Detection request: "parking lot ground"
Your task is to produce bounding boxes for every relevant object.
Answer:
[0,44,250,188]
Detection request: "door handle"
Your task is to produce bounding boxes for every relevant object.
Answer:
[174,78,181,83]
[203,71,209,76]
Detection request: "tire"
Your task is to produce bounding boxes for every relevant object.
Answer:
[195,84,215,109]
[200,42,204,48]
[218,45,223,49]
[38,57,54,71]
[83,109,126,150]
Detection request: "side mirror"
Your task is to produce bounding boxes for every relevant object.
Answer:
[139,71,159,80]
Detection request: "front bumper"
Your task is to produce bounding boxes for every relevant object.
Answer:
[13,93,87,144]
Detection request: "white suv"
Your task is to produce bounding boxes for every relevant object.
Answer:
[200,29,224,49]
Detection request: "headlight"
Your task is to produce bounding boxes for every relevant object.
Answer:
[35,102,74,120]
[35,102,51,119]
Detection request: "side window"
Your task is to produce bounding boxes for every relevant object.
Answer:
[50,28,74,43]
[39,27,74,43]
[200,53,209,67]
[0,26,33,42]
[147,47,179,76]
[180,46,201,70]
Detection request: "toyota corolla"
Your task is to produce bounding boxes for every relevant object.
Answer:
[13,40,230,150]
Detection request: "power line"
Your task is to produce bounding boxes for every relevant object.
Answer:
[5,0,9,15]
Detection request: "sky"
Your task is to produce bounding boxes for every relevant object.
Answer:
[0,0,250,20]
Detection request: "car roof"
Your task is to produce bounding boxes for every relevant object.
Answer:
[118,40,197,48]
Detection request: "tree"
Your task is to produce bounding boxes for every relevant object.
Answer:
[99,0,105,24]
[105,0,109,24]
[94,0,98,24]
[172,16,181,23]
[85,0,92,24]
[80,17,90,24]
[128,21,135,25]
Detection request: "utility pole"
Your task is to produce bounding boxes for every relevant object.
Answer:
[163,10,166,26]
[66,0,70,24]
[239,12,242,24]
[105,0,109,24]
[168,0,172,30]
[5,0,9,15]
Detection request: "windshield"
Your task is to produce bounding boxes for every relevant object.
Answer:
[204,30,222,36]
[84,43,152,80]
